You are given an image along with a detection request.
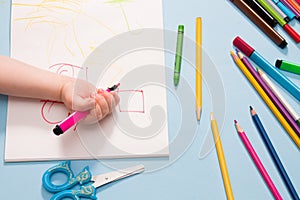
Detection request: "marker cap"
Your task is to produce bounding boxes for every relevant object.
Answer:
[233,36,255,57]
[53,125,63,136]
[275,59,282,68]
[283,24,300,43]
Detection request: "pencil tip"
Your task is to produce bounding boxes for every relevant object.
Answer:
[250,106,256,116]
[210,112,215,120]
[236,50,243,58]
[230,51,238,61]
[197,108,202,121]
[234,119,237,124]
[257,68,263,75]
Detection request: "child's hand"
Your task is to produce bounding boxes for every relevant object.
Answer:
[84,89,120,124]
[60,78,119,123]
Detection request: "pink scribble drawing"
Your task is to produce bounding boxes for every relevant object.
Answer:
[40,63,145,128]
[40,63,86,127]
[48,63,86,78]
[40,100,66,124]
[117,89,145,113]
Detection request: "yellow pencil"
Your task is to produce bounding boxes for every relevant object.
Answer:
[230,51,300,148]
[196,17,202,121]
[211,112,234,200]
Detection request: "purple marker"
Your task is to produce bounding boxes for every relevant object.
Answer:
[53,83,120,136]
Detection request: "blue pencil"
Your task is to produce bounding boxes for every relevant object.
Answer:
[250,106,299,200]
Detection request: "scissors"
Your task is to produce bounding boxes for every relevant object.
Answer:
[42,161,144,200]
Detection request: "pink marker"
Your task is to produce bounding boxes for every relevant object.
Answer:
[53,83,120,136]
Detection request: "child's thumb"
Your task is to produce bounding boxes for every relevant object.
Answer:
[72,97,95,111]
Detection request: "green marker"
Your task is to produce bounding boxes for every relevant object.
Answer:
[275,60,300,75]
[255,0,286,26]
[174,25,184,86]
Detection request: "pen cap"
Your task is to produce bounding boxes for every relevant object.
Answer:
[283,24,300,43]
[233,36,255,57]
[275,59,282,68]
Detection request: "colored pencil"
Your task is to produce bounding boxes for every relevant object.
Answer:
[237,51,300,137]
[250,106,299,200]
[257,69,300,126]
[233,36,300,101]
[211,113,234,200]
[196,17,202,121]
[234,120,283,200]
[230,51,300,148]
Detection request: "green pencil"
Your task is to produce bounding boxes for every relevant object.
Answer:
[174,25,184,86]
[275,59,300,75]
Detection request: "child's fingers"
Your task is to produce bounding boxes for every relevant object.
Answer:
[83,103,103,124]
[111,92,120,105]
[95,93,110,118]
[97,89,119,105]
[72,97,95,111]
[103,93,115,113]
[98,90,117,113]
[80,89,120,124]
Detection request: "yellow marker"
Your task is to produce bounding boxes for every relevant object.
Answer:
[230,51,300,148]
[211,112,234,200]
[196,17,202,121]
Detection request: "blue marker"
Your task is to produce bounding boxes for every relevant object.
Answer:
[233,36,300,101]
[272,0,296,20]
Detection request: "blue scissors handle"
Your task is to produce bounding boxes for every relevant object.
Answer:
[50,183,97,200]
[42,161,92,193]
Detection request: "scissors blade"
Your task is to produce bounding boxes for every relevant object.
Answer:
[91,164,145,188]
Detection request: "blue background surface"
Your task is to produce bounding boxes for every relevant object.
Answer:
[0,0,299,199]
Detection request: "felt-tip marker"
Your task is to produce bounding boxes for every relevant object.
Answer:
[272,0,296,20]
[230,0,288,48]
[233,36,300,101]
[53,83,120,136]
[243,0,278,27]
[256,0,300,43]
[275,60,300,75]
[280,0,300,20]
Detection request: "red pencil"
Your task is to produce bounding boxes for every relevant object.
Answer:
[234,120,282,200]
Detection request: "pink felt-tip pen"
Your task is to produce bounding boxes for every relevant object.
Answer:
[53,83,120,136]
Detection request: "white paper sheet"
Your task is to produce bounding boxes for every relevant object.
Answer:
[6,0,169,162]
